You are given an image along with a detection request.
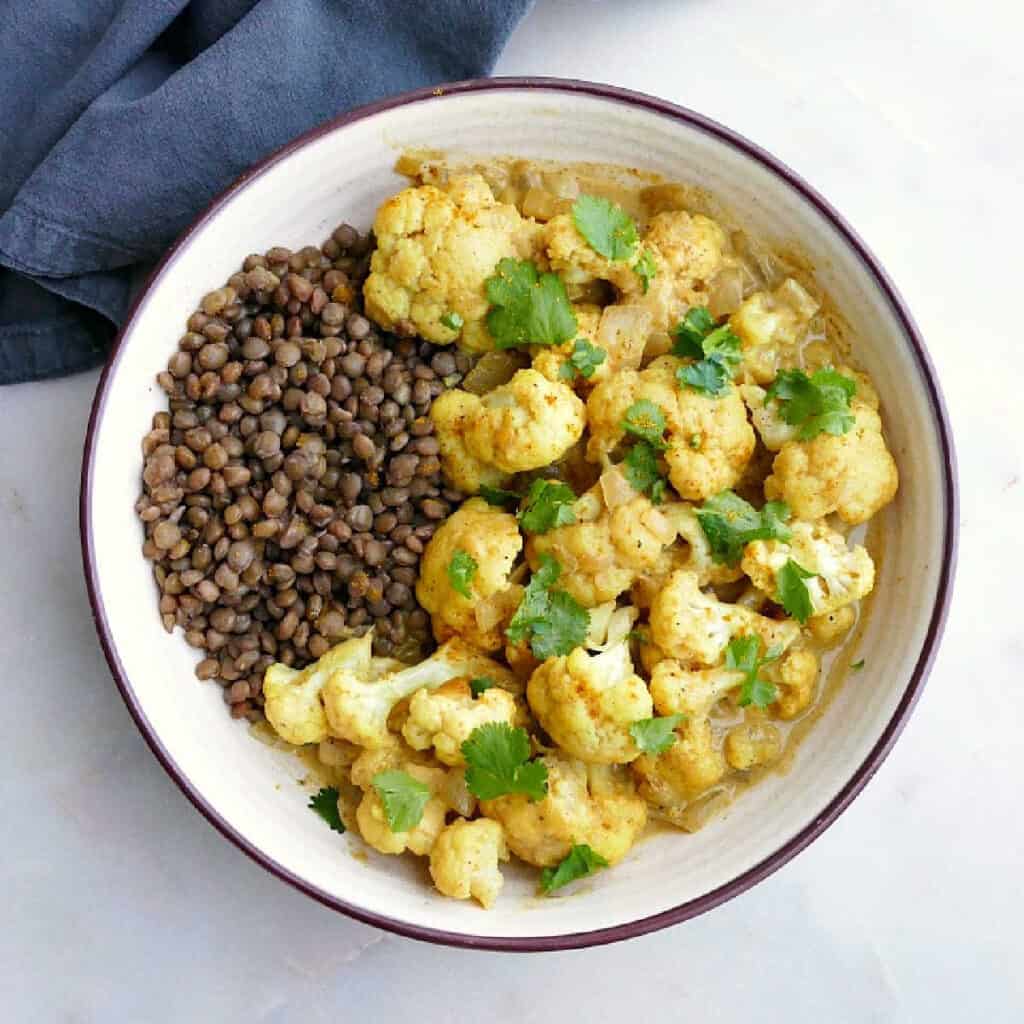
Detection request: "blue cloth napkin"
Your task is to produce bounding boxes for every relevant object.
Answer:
[0,0,531,385]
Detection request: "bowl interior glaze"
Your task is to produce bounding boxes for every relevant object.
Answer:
[81,80,955,950]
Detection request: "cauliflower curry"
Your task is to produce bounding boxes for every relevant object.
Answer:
[260,154,899,908]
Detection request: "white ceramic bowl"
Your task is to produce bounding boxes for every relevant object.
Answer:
[81,79,956,950]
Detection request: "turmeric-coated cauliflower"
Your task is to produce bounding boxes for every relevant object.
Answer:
[482,753,646,867]
[429,818,509,908]
[415,498,523,651]
[355,760,449,857]
[402,679,520,767]
[363,173,541,349]
[526,639,653,765]
[585,355,755,501]
[526,486,676,607]
[542,212,643,292]
[648,569,800,667]
[431,368,586,493]
[729,278,820,384]
[741,519,875,617]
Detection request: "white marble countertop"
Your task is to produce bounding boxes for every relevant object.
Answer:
[3,0,1021,1019]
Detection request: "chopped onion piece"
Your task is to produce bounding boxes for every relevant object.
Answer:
[707,266,745,318]
[599,465,635,508]
[596,305,651,373]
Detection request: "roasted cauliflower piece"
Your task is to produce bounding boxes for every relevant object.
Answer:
[526,639,653,765]
[543,212,643,292]
[363,173,541,349]
[724,721,782,771]
[742,519,875,617]
[415,498,523,651]
[429,818,510,908]
[807,605,856,646]
[431,369,586,493]
[482,753,646,867]
[585,355,755,501]
[355,760,449,857]
[730,278,820,384]
[648,569,800,668]
[768,647,820,719]
[526,486,677,607]
[402,679,520,767]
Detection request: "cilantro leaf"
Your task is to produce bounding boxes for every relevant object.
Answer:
[371,770,431,833]
[558,338,607,381]
[540,844,609,895]
[308,786,345,834]
[470,677,496,697]
[677,359,730,396]
[672,307,743,396]
[766,368,857,440]
[851,658,865,671]
[518,479,577,534]
[777,558,815,623]
[635,248,657,294]
[672,307,717,358]
[622,441,667,502]
[485,258,577,349]
[725,635,781,709]
[695,490,793,566]
[440,311,464,331]
[505,554,590,659]
[629,714,685,755]
[572,194,638,261]
[462,722,549,801]
[478,484,520,509]
[622,399,669,450]
[447,549,477,599]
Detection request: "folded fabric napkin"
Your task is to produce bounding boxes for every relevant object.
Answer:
[0,0,531,385]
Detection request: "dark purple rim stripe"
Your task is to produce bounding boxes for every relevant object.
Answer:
[79,76,958,952]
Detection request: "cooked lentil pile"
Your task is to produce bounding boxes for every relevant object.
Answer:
[136,224,472,721]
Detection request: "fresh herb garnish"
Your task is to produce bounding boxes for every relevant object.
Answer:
[572,194,638,261]
[672,307,743,396]
[635,248,657,293]
[506,553,590,660]
[622,441,667,503]
[518,479,577,534]
[308,786,346,834]
[777,558,815,623]
[470,677,497,697]
[766,368,857,439]
[371,770,431,833]
[478,484,520,509]
[558,338,607,381]
[622,399,669,450]
[850,659,865,671]
[485,258,578,349]
[695,490,792,566]
[629,714,686,755]
[540,844,609,894]
[440,311,464,331]
[726,636,783,709]
[447,549,477,599]
[461,722,549,801]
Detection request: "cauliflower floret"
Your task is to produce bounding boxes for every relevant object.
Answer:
[724,721,782,771]
[741,519,875,617]
[429,818,509,909]
[543,213,642,292]
[355,760,448,857]
[807,605,856,646]
[402,679,520,767]
[526,486,677,606]
[322,637,512,749]
[632,718,728,827]
[648,657,745,720]
[730,279,820,384]
[764,401,899,524]
[585,356,755,501]
[526,639,653,765]
[415,497,523,651]
[363,173,541,350]
[262,631,379,745]
[533,304,651,387]
[482,753,646,867]
[431,369,586,493]
[768,647,820,719]
[648,569,800,667]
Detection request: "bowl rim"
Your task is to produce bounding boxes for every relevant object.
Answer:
[79,75,958,952]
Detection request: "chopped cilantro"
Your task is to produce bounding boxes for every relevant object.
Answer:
[672,307,743,396]
[485,258,578,349]
[635,248,657,293]
[777,558,815,623]
[622,399,669,450]
[558,338,607,381]
[478,484,520,509]
[622,441,667,503]
[629,714,686,755]
[726,635,783,709]
[470,676,497,697]
[766,368,857,439]
[572,194,638,261]
[506,553,590,660]
[695,490,793,566]
[540,844,609,895]
[518,479,577,534]
[447,549,477,599]
[462,722,549,801]
[371,770,431,833]
[851,659,865,671]
[440,311,464,331]
[308,786,345,834]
